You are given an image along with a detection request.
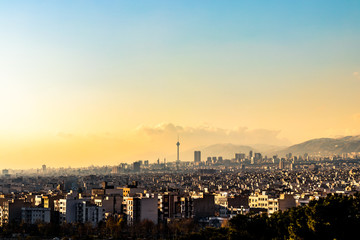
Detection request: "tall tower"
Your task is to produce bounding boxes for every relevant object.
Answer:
[176,137,180,170]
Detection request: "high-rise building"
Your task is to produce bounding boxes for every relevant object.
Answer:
[279,158,285,169]
[206,157,212,165]
[194,151,201,163]
[254,153,262,161]
[235,153,246,161]
[133,161,141,172]
[249,150,253,159]
[111,166,121,174]
[42,164,46,172]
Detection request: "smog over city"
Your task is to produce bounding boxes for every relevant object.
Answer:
[1,1,360,239]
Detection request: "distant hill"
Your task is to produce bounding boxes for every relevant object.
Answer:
[172,136,360,162]
[274,135,360,156]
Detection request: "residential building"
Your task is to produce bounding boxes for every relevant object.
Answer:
[21,207,51,224]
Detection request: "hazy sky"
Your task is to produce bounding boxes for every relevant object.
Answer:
[1,1,360,168]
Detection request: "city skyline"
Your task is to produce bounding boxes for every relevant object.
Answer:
[1,1,360,168]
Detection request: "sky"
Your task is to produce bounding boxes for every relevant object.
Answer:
[0,1,360,168]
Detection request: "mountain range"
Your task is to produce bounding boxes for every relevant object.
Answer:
[274,135,360,156]
[175,135,360,161]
